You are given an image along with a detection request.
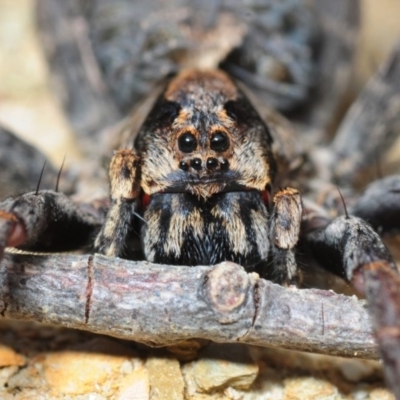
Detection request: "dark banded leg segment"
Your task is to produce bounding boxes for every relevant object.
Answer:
[94,149,140,257]
[303,214,400,398]
[0,191,103,260]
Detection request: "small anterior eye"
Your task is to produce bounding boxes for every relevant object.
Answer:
[178,132,197,153]
[210,131,229,152]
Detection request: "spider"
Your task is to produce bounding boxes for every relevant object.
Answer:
[1,0,400,397]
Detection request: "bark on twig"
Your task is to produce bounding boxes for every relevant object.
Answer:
[0,253,377,359]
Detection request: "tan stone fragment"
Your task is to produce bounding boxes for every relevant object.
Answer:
[189,344,259,393]
[223,362,284,400]
[116,366,150,400]
[0,366,19,389]
[147,355,184,400]
[0,344,25,367]
[186,393,229,400]
[7,364,43,390]
[284,377,337,400]
[41,338,136,396]
[369,388,395,400]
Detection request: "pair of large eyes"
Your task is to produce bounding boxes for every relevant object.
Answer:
[178,131,230,153]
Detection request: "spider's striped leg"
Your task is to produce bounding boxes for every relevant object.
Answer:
[0,191,103,262]
[303,212,400,398]
[0,125,106,262]
[268,188,302,285]
[94,149,140,258]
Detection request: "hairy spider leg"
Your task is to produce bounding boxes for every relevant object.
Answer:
[0,191,103,257]
[94,149,140,257]
[268,187,302,285]
[302,211,400,398]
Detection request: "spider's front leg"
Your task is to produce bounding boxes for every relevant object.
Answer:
[0,191,103,261]
[269,187,302,285]
[94,149,140,258]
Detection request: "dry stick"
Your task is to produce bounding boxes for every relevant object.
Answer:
[0,253,377,359]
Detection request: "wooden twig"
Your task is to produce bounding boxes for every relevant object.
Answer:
[0,253,377,359]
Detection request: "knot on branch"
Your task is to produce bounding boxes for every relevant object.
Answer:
[201,262,253,322]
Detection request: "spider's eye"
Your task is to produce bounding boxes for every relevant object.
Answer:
[210,131,230,152]
[178,132,197,153]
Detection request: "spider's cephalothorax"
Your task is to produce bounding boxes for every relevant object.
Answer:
[135,70,276,197]
[134,70,279,270]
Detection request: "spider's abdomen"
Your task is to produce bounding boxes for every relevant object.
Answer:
[142,191,270,270]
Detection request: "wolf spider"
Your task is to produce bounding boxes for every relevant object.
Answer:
[1,0,400,397]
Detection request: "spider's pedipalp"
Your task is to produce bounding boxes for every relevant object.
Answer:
[268,187,302,285]
[94,149,141,258]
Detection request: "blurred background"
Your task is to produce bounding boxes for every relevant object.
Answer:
[0,0,400,166]
[0,3,400,398]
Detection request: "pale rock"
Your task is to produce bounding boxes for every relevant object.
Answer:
[181,361,198,398]
[147,355,184,400]
[284,377,338,400]
[186,394,229,400]
[223,361,284,400]
[0,366,19,388]
[369,388,395,400]
[0,344,25,367]
[41,337,137,396]
[116,366,150,400]
[7,364,44,390]
[6,388,52,400]
[187,344,258,393]
[119,359,134,375]
[73,394,108,400]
